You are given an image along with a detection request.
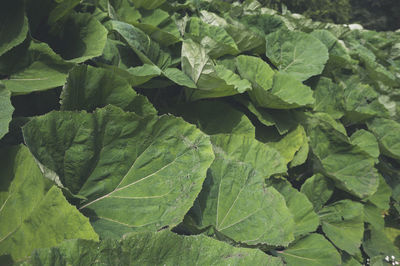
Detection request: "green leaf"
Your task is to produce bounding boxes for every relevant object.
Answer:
[2,41,74,94]
[48,12,108,63]
[341,77,389,124]
[367,118,400,160]
[126,64,162,86]
[0,0,28,57]
[131,0,166,10]
[310,29,354,69]
[22,105,214,238]
[278,234,341,266]
[236,56,314,109]
[268,178,319,238]
[0,145,98,261]
[235,55,274,95]
[269,125,308,166]
[27,230,283,265]
[239,14,285,36]
[186,17,239,58]
[60,65,157,116]
[0,85,14,139]
[234,97,298,135]
[191,134,293,246]
[163,68,197,88]
[111,21,172,69]
[182,40,251,100]
[265,29,329,81]
[170,100,255,137]
[319,200,364,255]
[363,203,384,230]
[200,11,265,53]
[306,113,379,198]
[350,129,380,159]
[301,174,334,212]
[363,226,400,260]
[365,175,392,211]
[313,77,345,119]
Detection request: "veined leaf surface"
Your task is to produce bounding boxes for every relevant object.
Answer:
[23,105,214,238]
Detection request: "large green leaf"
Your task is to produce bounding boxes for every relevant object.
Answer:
[26,230,283,265]
[170,100,255,137]
[306,113,379,198]
[182,40,251,100]
[268,178,319,238]
[236,56,314,109]
[367,118,400,160]
[269,125,309,166]
[318,200,364,255]
[1,41,74,94]
[363,226,400,261]
[200,11,265,53]
[22,105,214,238]
[340,77,389,124]
[109,1,180,47]
[278,234,341,266]
[0,84,14,139]
[186,17,239,58]
[301,174,334,212]
[111,20,172,69]
[131,0,166,9]
[265,29,329,81]
[350,129,380,160]
[234,97,299,135]
[0,0,28,57]
[313,77,345,119]
[0,145,98,261]
[366,175,391,211]
[45,12,108,63]
[236,55,274,94]
[60,65,157,116]
[191,134,293,246]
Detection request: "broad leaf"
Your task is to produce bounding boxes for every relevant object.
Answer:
[268,178,319,237]
[313,77,345,119]
[0,145,98,261]
[367,118,400,160]
[26,230,283,265]
[111,21,172,69]
[0,84,14,139]
[236,55,314,109]
[22,105,214,238]
[278,234,341,266]
[200,11,265,53]
[182,40,251,100]
[186,17,239,58]
[265,29,329,81]
[306,113,379,198]
[0,0,28,57]
[191,134,293,246]
[131,0,165,10]
[170,100,255,137]
[45,12,108,63]
[2,41,74,94]
[269,125,308,166]
[60,65,157,116]
[350,129,380,159]
[301,174,334,212]
[363,226,400,261]
[319,200,364,255]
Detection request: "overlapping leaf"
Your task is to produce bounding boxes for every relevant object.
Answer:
[26,230,283,266]
[190,134,293,246]
[0,145,98,261]
[22,105,214,238]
